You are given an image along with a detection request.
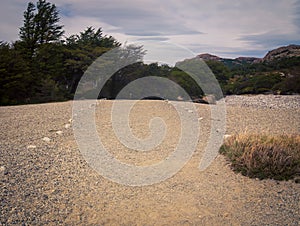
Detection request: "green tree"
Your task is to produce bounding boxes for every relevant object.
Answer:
[64,27,120,93]
[19,0,64,57]
[15,0,66,103]
[35,0,64,44]
[19,2,36,58]
[0,42,32,105]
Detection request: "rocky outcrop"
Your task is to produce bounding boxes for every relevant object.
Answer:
[235,57,261,64]
[197,44,300,65]
[198,53,221,61]
[198,54,261,66]
[263,45,300,62]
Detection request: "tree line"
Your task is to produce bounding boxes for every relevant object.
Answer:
[0,0,207,105]
[1,0,299,105]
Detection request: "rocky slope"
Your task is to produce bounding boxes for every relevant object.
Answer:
[263,44,300,62]
[197,44,300,66]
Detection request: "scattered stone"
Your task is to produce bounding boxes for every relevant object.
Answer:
[68,118,73,123]
[203,95,216,104]
[89,103,96,108]
[27,145,37,149]
[56,131,63,135]
[42,137,51,142]
[64,124,71,129]
[177,96,184,101]
[188,110,193,113]
[198,117,203,121]
[223,213,229,217]
[224,134,232,140]
[0,166,6,175]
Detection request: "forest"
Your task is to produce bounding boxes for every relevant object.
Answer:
[0,0,299,105]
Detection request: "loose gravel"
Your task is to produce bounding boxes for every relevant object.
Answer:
[0,95,299,225]
[225,94,300,109]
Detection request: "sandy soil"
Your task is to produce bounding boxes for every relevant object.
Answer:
[0,97,299,225]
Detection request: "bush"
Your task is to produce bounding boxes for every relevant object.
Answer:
[219,133,300,181]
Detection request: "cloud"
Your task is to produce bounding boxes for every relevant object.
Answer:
[0,0,299,58]
[137,37,169,41]
[292,0,300,32]
[54,0,204,37]
[0,0,27,42]
[240,32,300,49]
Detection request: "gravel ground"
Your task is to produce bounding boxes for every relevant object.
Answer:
[225,94,300,109]
[0,95,299,225]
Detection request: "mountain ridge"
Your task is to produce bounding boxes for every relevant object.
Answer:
[197,44,300,66]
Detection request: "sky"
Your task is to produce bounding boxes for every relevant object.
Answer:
[1,0,300,62]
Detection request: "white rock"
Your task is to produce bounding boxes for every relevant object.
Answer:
[0,166,6,173]
[68,118,73,123]
[203,95,216,104]
[27,145,37,149]
[42,137,51,142]
[56,131,63,135]
[177,96,184,101]
[89,103,96,108]
[188,110,193,113]
[64,124,71,129]
[198,117,203,121]
[224,134,232,140]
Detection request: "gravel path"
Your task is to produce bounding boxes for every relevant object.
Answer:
[225,94,300,109]
[0,95,299,225]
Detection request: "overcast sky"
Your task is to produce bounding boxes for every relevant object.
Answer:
[1,0,300,61]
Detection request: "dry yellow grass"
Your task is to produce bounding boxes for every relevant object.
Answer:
[220,133,300,181]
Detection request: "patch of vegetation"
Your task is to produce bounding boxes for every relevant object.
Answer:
[222,56,300,95]
[220,133,300,181]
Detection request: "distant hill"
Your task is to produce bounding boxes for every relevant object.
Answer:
[263,44,300,62]
[198,44,300,67]
[196,44,300,95]
[197,53,261,69]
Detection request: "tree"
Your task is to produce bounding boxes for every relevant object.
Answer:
[19,0,64,57]
[0,42,32,105]
[19,2,36,58]
[14,0,66,103]
[64,27,121,93]
[35,0,64,44]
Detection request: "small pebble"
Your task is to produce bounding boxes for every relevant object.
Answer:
[42,137,51,142]
[0,166,6,174]
[56,131,63,135]
[224,134,232,140]
[89,103,96,108]
[64,124,71,129]
[27,145,37,149]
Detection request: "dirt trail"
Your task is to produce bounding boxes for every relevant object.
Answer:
[0,99,299,225]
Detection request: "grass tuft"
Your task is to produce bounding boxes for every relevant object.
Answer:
[220,133,300,181]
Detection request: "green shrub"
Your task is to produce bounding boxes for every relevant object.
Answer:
[220,133,300,181]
